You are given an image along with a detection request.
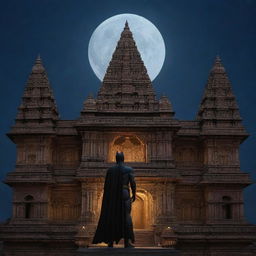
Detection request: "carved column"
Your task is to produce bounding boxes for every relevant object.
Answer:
[150,133,157,161]
[81,132,91,161]
[166,182,175,218]
[80,180,98,224]
[150,131,173,163]
[155,180,176,225]
[165,131,173,162]
[81,131,105,162]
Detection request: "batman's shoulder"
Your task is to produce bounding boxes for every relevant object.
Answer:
[107,165,133,174]
[123,165,133,173]
[107,166,117,173]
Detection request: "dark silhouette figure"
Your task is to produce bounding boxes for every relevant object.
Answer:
[92,152,136,248]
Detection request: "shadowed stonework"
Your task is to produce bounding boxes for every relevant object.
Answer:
[1,22,256,256]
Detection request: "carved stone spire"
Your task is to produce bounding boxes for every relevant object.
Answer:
[197,56,246,135]
[14,55,59,130]
[82,94,96,112]
[94,21,165,113]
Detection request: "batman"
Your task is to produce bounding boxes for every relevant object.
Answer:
[92,152,136,248]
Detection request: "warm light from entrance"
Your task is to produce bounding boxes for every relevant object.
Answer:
[108,135,146,162]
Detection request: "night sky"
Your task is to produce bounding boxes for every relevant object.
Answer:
[0,0,256,223]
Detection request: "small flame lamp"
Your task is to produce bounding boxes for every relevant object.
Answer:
[160,226,177,248]
[75,225,90,248]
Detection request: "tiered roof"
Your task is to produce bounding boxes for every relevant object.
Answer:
[82,21,173,115]
[16,55,59,124]
[197,56,246,136]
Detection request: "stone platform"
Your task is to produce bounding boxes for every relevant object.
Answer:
[77,247,179,256]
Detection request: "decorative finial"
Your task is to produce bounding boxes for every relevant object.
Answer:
[125,20,129,28]
[215,55,221,63]
[32,54,44,72]
[88,93,94,99]
[35,54,42,64]
[211,55,225,73]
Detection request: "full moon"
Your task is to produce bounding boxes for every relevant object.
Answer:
[88,13,166,81]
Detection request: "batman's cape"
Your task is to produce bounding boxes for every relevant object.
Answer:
[92,165,124,244]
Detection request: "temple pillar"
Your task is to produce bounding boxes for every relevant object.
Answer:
[81,131,105,163]
[79,178,103,240]
[152,180,177,247]
[155,180,176,225]
[149,131,174,164]
[166,182,175,218]
[80,180,98,223]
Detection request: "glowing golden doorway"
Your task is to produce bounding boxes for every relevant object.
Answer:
[108,135,146,162]
[131,191,153,230]
[131,195,145,229]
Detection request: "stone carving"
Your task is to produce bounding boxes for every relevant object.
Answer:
[175,188,204,222]
[80,22,173,117]
[176,199,203,222]
[197,56,244,130]
[212,146,237,166]
[15,56,59,127]
[108,135,146,162]
[49,186,81,221]
[174,145,203,166]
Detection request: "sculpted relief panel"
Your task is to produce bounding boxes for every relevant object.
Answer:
[175,140,239,168]
[53,147,80,166]
[204,140,240,166]
[174,144,203,166]
[49,185,81,221]
[17,144,44,164]
[108,135,146,162]
[213,146,238,165]
[52,137,81,167]
[175,186,204,223]
[16,136,54,165]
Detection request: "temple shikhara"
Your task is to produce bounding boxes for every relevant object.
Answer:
[1,22,256,255]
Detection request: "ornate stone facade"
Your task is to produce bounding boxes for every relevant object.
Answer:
[1,22,256,256]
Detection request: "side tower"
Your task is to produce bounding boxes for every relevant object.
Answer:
[6,56,59,224]
[1,57,82,254]
[173,56,256,255]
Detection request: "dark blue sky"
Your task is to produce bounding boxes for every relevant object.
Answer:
[0,0,256,223]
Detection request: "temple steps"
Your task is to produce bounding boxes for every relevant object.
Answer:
[89,229,156,248]
[77,248,179,255]
[134,230,155,247]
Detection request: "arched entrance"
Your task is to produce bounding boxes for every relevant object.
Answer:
[132,194,145,229]
[131,190,153,230]
[108,135,146,162]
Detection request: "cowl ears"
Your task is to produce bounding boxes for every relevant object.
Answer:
[116,151,124,162]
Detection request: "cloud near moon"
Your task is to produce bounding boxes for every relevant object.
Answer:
[88,13,166,81]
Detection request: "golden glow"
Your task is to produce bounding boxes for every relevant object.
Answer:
[132,195,145,229]
[131,190,153,230]
[96,189,153,230]
[108,135,146,162]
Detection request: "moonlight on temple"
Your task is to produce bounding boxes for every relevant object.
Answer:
[88,13,166,81]
[0,2,256,256]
